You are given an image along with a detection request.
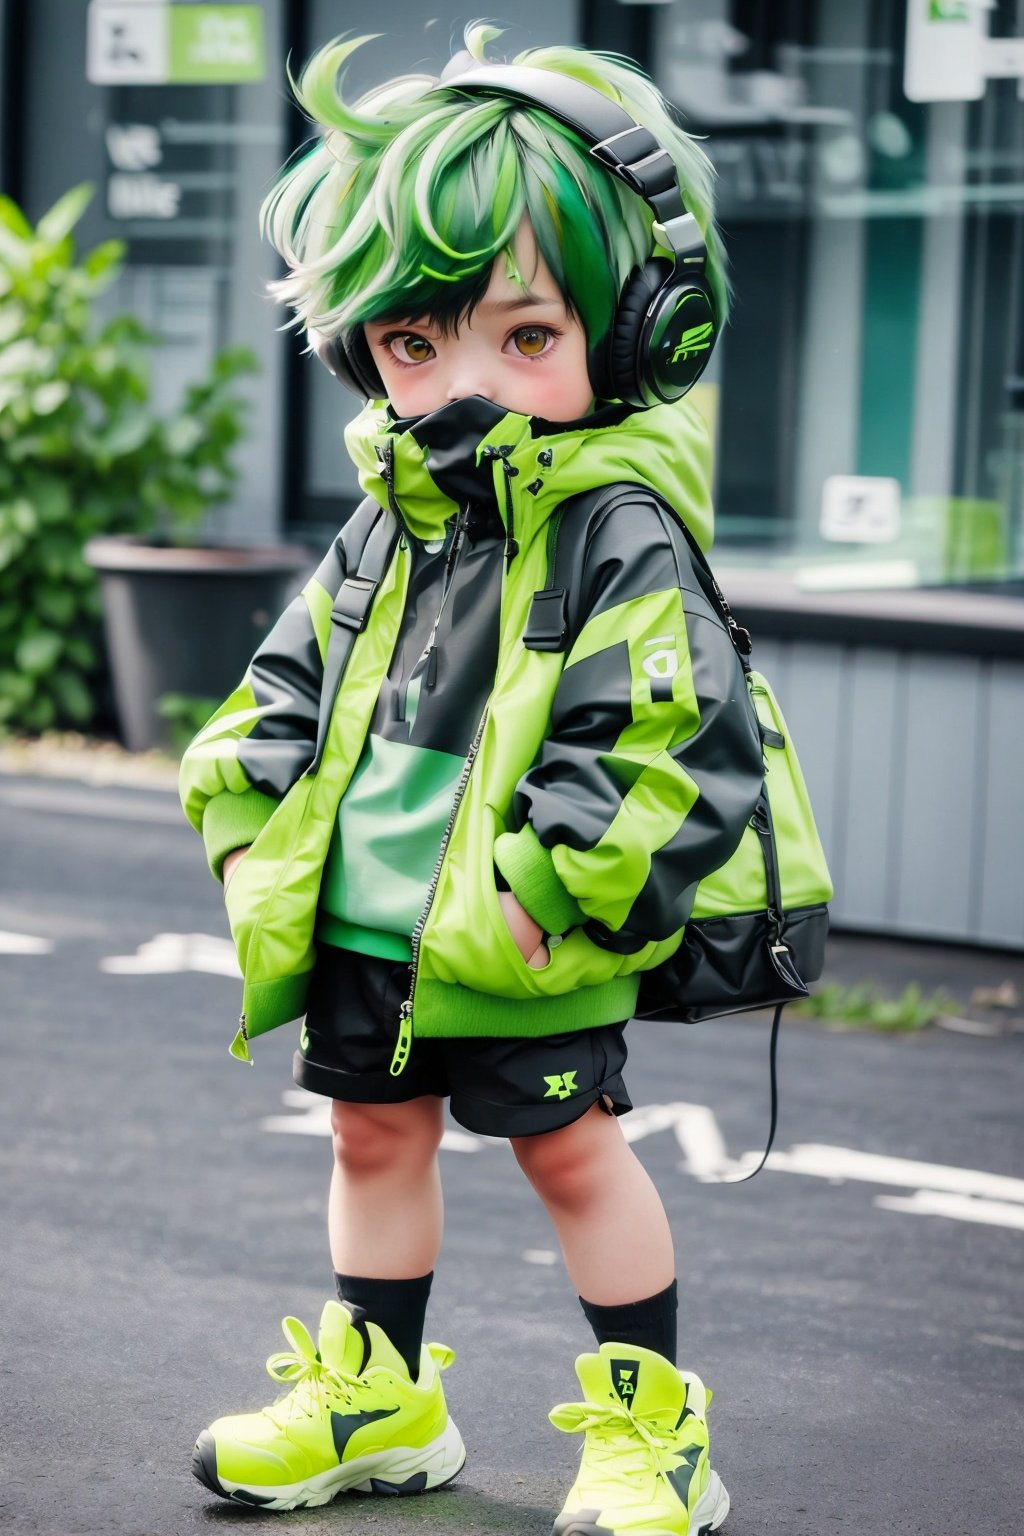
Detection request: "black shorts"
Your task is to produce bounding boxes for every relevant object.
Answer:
[293,943,632,1138]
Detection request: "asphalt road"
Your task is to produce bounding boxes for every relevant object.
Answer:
[2,772,1022,1536]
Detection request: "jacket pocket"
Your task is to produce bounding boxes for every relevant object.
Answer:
[422,799,662,999]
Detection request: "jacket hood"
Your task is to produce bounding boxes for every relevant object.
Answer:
[343,393,716,553]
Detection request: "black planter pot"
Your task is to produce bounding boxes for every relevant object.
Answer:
[84,536,313,752]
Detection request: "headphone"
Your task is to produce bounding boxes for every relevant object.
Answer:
[311,59,719,410]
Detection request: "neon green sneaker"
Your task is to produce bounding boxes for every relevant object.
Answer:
[191,1301,465,1510]
[549,1344,730,1536]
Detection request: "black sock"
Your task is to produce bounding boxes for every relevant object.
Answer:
[334,1271,433,1381]
[579,1279,678,1364]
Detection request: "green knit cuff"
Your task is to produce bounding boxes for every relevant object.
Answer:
[493,824,587,936]
[202,787,280,882]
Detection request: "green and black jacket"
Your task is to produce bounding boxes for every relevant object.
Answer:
[179,394,765,1060]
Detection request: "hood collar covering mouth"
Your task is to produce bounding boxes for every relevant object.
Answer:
[344,392,716,553]
[390,396,510,508]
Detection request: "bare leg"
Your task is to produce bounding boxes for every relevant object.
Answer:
[511,1103,674,1305]
[329,1096,445,1277]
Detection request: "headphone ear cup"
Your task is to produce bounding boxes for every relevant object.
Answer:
[638,275,718,405]
[309,329,386,398]
[599,259,673,408]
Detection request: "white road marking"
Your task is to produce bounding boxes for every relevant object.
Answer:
[259,1094,1024,1233]
[261,1088,482,1152]
[100,932,240,976]
[974,1333,1024,1351]
[732,1143,1024,1205]
[522,1249,558,1266]
[0,930,54,955]
[621,1102,740,1179]
[874,1191,1024,1230]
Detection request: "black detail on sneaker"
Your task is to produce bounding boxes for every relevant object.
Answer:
[191,1433,277,1505]
[330,1406,400,1461]
[191,1432,228,1500]
[609,1358,639,1404]
[368,1472,429,1494]
[337,1300,373,1366]
[552,1513,615,1536]
[665,1444,703,1506]
[231,1487,279,1506]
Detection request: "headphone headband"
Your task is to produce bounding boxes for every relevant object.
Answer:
[314,59,720,408]
[447,67,705,271]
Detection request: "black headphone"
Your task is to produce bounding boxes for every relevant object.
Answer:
[311,60,719,409]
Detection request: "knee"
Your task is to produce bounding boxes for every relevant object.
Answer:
[512,1114,609,1213]
[330,1099,442,1178]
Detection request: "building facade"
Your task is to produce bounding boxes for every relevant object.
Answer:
[2,1,1023,946]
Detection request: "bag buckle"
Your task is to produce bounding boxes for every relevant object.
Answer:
[332,576,378,633]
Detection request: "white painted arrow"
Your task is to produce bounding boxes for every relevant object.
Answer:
[731,1143,1024,1204]
[875,1190,1024,1230]
[257,1092,1024,1232]
[621,1101,737,1180]
[0,930,54,955]
[261,1089,483,1152]
[100,932,240,976]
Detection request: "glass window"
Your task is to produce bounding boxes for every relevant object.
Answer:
[645,0,1024,591]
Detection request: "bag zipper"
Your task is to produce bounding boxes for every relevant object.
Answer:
[391,703,490,1075]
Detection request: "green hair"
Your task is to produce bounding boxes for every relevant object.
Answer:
[260,23,731,354]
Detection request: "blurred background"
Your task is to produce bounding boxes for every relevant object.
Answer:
[0,0,1022,954]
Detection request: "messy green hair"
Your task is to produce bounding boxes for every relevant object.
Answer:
[260,23,730,352]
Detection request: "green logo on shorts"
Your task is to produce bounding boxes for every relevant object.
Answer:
[543,1070,578,1101]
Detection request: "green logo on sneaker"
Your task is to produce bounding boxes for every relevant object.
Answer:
[299,1022,310,1053]
[543,1071,578,1101]
[610,1360,639,1403]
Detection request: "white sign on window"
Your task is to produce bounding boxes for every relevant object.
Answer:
[904,0,1024,103]
[820,476,902,544]
[87,4,167,84]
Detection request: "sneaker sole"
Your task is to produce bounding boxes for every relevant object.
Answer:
[552,1468,731,1536]
[191,1419,466,1511]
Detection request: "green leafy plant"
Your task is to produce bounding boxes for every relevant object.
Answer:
[791,981,958,1032]
[0,183,257,736]
[156,692,220,756]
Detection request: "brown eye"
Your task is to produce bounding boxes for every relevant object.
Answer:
[391,335,434,364]
[512,327,549,357]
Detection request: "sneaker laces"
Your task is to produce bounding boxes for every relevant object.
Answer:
[549,1399,680,1496]
[259,1315,373,1430]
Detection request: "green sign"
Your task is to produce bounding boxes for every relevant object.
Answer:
[928,0,971,20]
[169,5,265,83]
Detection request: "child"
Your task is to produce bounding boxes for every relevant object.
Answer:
[179,24,765,1535]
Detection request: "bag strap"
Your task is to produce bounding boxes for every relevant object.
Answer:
[308,506,401,775]
[524,482,753,666]
[724,1002,784,1183]
[523,483,800,1186]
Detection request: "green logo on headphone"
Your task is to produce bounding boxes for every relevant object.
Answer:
[670,322,715,365]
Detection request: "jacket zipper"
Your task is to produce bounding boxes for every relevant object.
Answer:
[399,504,470,719]
[229,1010,252,1063]
[391,703,490,1075]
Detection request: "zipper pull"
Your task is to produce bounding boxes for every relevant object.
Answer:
[425,646,438,689]
[229,1012,252,1064]
[390,1002,413,1077]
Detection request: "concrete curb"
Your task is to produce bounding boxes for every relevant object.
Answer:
[0,733,180,791]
